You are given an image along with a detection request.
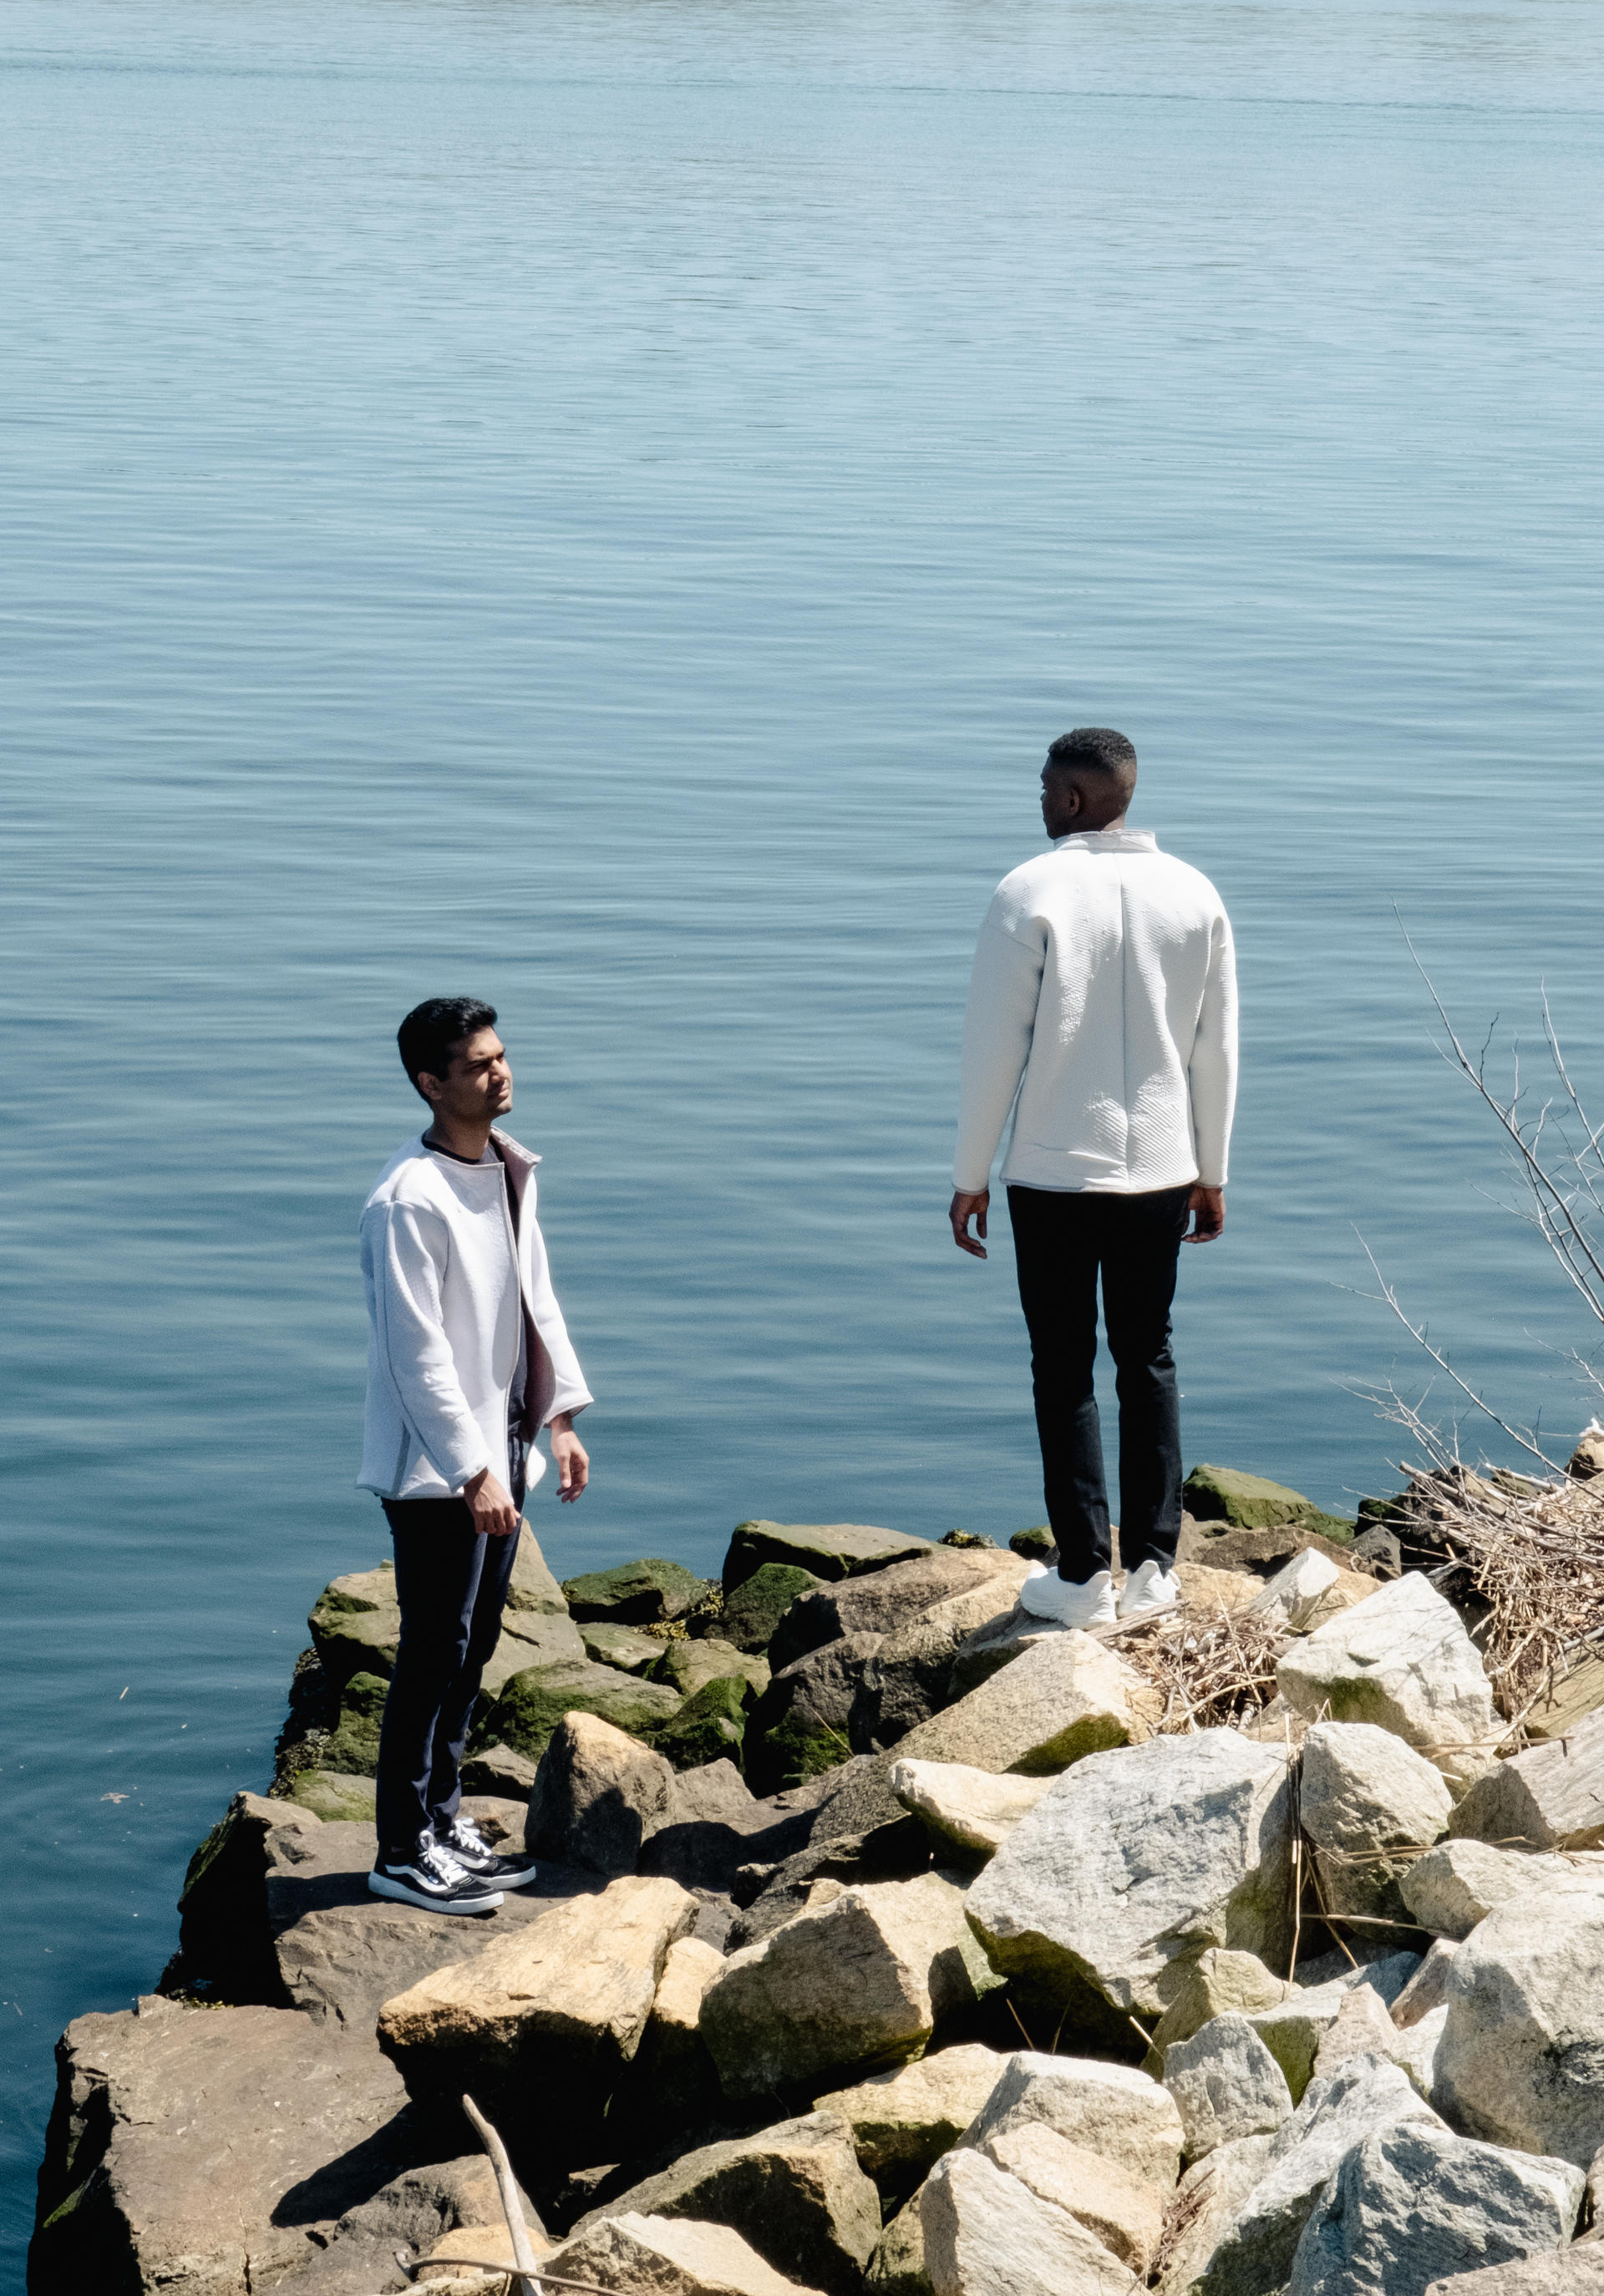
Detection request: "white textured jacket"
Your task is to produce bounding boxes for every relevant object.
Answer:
[358,1129,592,1502]
[954,827,1237,1197]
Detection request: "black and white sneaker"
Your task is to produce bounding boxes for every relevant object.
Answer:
[368,1836,505,1914]
[437,1815,539,1891]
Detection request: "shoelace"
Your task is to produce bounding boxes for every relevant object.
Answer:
[417,1837,470,1887]
[444,1818,490,1858]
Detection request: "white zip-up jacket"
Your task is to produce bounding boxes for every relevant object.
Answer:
[954,827,1237,1197]
[358,1128,592,1502]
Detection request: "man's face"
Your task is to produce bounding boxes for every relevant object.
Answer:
[1041,764,1081,840]
[422,1027,513,1123]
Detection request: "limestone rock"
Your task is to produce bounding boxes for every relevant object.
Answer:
[652,1635,771,1700]
[632,1934,726,2126]
[721,1562,825,1653]
[1191,2054,1446,2296]
[546,2210,831,2296]
[725,1520,935,1589]
[920,2146,1139,2296]
[1434,1873,1604,2162]
[1401,1839,1587,1940]
[581,1619,671,1674]
[1449,1714,1604,1853]
[461,1741,540,1798]
[1249,1547,1341,1629]
[562,1557,713,1624]
[286,1766,377,1822]
[1163,2014,1293,2157]
[474,1658,681,1763]
[815,2044,1009,2191]
[896,1630,1160,1776]
[1147,1948,1292,2059]
[377,1873,698,2129]
[1299,1719,1454,1927]
[308,1559,404,1689]
[851,1569,1038,1748]
[1286,2120,1583,2296]
[1569,1427,1604,1483]
[1150,2135,1275,2296]
[1310,1981,1406,2079]
[572,2111,880,2296]
[1393,1938,1460,2026]
[770,1551,1026,1673]
[525,1711,676,1876]
[979,2123,1167,2274]
[962,2050,1185,2187]
[744,1634,884,1796]
[700,1872,1000,2098]
[866,2199,933,2296]
[1277,1573,1498,1786]
[891,1759,1053,1861]
[1183,1463,1354,1538]
[965,1729,1294,2025]
[1423,2256,1604,2295]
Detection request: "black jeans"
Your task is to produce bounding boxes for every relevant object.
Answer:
[374,1496,520,1858]
[1008,1183,1191,1583]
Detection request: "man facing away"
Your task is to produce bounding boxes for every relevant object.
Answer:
[358,996,592,1913]
[949,728,1237,1629]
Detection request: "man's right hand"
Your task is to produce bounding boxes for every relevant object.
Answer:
[949,1190,990,1260]
[463,1467,520,1538]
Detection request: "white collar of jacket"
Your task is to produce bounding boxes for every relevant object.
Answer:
[1048,827,1160,854]
[416,1127,541,1173]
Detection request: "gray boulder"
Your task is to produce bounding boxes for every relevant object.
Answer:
[850,1569,1036,1750]
[1146,1948,1292,2060]
[894,1630,1160,1776]
[977,2123,1167,2275]
[891,1759,1054,1862]
[814,2044,1010,2192]
[769,1549,1025,1672]
[1298,1719,1454,1928]
[1277,1573,1499,1787]
[473,1655,681,1763]
[546,2212,830,2296]
[525,1710,676,1876]
[724,1520,935,1589]
[744,1634,885,1796]
[580,1619,670,1674]
[650,1635,771,1700]
[1286,2121,1582,2296]
[920,2147,1139,2296]
[1162,2014,1293,2157]
[1401,1839,1588,1940]
[721,1562,826,1653]
[1449,1715,1604,1853]
[1150,2135,1276,2296]
[1423,2255,1604,2296]
[561,1556,713,1624]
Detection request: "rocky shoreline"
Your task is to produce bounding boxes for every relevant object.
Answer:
[31,1447,1604,2296]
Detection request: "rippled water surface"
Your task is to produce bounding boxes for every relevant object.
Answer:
[3,0,1602,2264]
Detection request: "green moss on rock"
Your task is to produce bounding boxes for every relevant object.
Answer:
[561,1558,713,1625]
[1182,1463,1353,1541]
[720,1561,823,1653]
[319,1671,389,1775]
[474,1659,681,1762]
[286,1769,378,1822]
[651,1676,750,1770]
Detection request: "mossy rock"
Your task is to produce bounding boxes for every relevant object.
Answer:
[648,1636,769,1701]
[579,1619,668,1676]
[473,1659,681,1762]
[1182,1463,1353,1542]
[286,1769,377,1822]
[743,1706,854,1797]
[319,1671,388,1775]
[308,1564,401,1689]
[650,1676,750,1770]
[561,1557,713,1625]
[723,1519,933,1591]
[720,1561,823,1653]
[1008,1525,1054,1562]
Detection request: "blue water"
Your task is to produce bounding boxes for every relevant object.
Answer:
[3,0,1602,2270]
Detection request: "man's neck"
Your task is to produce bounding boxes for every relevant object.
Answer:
[423,1114,495,1163]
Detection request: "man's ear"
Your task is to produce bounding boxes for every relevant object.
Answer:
[417,1071,444,1107]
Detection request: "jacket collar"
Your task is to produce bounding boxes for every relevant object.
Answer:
[1049,827,1159,854]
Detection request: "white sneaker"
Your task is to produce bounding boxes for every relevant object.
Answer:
[1019,1564,1117,1628]
[1118,1560,1182,1620]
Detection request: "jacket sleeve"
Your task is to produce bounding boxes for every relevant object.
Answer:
[953,913,1045,1193]
[1189,909,1238,1188]
[368,1203,495,1486]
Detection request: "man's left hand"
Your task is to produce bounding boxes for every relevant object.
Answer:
[1185,1185,1226,1243]
[550,1412,590,1502]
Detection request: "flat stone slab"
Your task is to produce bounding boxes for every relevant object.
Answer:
[725,1521,936,1590]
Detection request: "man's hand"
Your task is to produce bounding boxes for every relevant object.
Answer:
[550,1412,590,1503]
[463,1466,521,1538]
[949,1190,990,1260]
[1185,1185,1226,1243]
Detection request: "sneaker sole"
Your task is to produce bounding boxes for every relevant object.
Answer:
[465,1859,540,1889]
[368,1871,504,1915]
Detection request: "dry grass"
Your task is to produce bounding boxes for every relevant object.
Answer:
[1101,1599,1289,1735]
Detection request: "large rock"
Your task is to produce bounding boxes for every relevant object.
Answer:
[1183,1463,1354,1538]
[770,1552,1026,1673]
[473,1657,681,1763]
[1286,2121,1583,2296]
[29,1994,429,2293]
[895,1631,1160,1776]
[572,2111,880,2296]
[1401,1840,1593,1940]
[525,1711,677,1876]
[377,1873,698,2133]
[1277,1573,1499,1786]
[1163,2014,1293,2157]
[721,1562,826,1653]
[1299,1719,1454,1928]
[1309,1981,1409,2080]
[920,2146,1138,2296]
[700,1872,1001,2098]
[965,1729,1294,2028]
[1424,2258,1604,2296]
[1192,2055,1446,2296]
[546,2211,830,2296]
[632,1934,726,2126]
[319,1668,390,1775]
[562,1556,713,1624]
[815,2045,1009,2193]
[286,1767,378,1822]
[581,1619,671,1674]
[654,1675,755,1771]
[461,1741,540,1797]
[744,1634,885,1796]
[891,1760,1054,1862]
[725,1521,935,1591]
[652,1635,771,1700]
[1449,1714,1604,1853]
[179,1789,324,1999]
[1146,1948,1291,2060]
[961,2051,1185,2187]
[1249,1549,1381,1635]
[978,2124,1167,2274]
[851,1571,1038,1751]
[640,1762,820,1897]
[1150,2135,1275,2296]
[866,2199,933,2296]
[1434,1874,1604,2163]
[728,1813,934,1949]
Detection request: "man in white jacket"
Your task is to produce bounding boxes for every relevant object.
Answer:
[358,996,593,1913]
[949,730,1236,1630]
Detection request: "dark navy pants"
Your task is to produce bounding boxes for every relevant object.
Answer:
[1008,1182,1191,1584]
[374,1496,521,1858]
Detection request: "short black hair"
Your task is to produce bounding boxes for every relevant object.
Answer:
[397,997,497,1099]
[1045,727,1138,777]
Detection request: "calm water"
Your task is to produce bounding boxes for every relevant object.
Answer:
[3,0,1602,2266]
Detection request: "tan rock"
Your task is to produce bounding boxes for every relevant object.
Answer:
[921,2147,1138,2296]
[700,1873,1000,2098]
[979,2123,1167,2274]
[635,1934,727,2121]
[1175,1561,1262,1615]
[1449,1711,1604,1853]
[815,2045,1010,2186]
[1311,1981,1404,2079]
[1147,1948,1292,2060]
[961,2050,1185,2187]
[525,1711,677,1877]
[890,1759,1053,1859]
[896,1631,1160,1776]
[546,2210,832,2296]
